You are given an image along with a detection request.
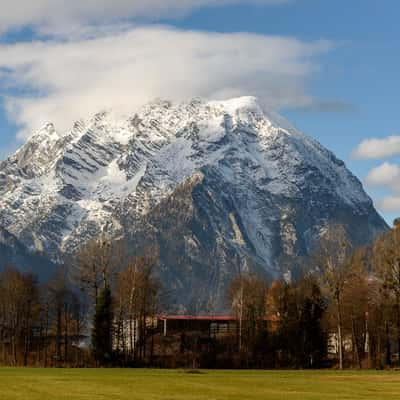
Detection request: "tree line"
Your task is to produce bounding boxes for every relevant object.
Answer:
[223,222,400,369]
[0,240,162,367]
[0,221,400,369]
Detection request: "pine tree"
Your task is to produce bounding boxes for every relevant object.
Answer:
[92,286,113,366]
[299,278,327,368]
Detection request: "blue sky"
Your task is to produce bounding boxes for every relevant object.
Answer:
[0,0,399,223]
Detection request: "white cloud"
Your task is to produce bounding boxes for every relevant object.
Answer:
[352,135,400,160]
[365,162,400,192]
[0,0,288,35]
[377,196,400,213]
[0,26,332,139]
[363,157,400,215]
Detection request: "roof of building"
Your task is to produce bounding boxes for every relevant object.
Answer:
[157,315,279,322]
[157,315,236,321]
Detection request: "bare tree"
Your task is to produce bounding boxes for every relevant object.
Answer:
[0,267,38,366]
[227,274,268,365]
[370,220,400,367]
[73,236,124,306]
[341,249,369,368]
[114,247,162,364]
[313,224,353,370]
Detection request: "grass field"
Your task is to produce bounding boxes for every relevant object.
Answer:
[0,368,399,400]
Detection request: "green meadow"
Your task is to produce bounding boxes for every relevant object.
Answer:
[0,369,399,400]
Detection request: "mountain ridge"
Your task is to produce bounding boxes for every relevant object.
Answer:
[0,96,388,309]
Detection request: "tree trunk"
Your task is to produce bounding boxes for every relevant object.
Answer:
[365,312,371,369]
[64,307,68,365]
[44,307,49,368]
[385,320,391,367]
[56,307,62,367]
[351,316,361,369]
[337,298,344,370]
[397,300,400,367]
[12,333,17,366]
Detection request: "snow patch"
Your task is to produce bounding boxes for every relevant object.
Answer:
[0,96,379,261]
[229,213,245,246]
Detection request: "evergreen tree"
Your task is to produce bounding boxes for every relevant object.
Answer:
[92,286,113,366]
[299,278,327,368]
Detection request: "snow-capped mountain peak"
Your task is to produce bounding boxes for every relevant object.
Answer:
[31,122,59,142]
[0,97,387,299]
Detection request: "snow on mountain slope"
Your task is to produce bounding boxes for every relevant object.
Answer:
[0,96,387,281]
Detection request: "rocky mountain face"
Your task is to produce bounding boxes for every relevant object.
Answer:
[0,97,388,311]
[0,227,56,278]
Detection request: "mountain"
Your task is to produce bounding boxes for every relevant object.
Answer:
[0,97,388,310]
[0,227,56,278]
